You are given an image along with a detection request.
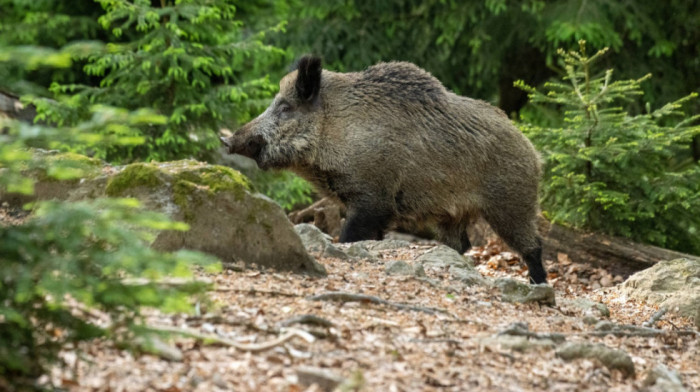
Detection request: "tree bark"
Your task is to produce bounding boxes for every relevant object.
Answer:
[288,197,345,239]
[469,217,698,277]
[541,223,699,277]
[0,90,37,122]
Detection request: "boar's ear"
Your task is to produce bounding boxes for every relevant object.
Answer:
[294,55,322,103]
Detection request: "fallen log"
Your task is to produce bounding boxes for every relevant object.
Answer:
[288,197,345,238]
[542,223,700,277]
[467,216,698,276]
[0,89,37,122]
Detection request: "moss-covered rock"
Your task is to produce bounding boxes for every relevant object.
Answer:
[106,160,323,275]
[2,153,325,276]
[29,151,103,181]
[105,163,162,196]
[556,342,635,378]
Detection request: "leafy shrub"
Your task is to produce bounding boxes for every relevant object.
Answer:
[0,199,219,390]
[0,112,220,391]
[0,0,106,97]
[22,0,285,163]
[518,42,700,254]
[255,170,314,211]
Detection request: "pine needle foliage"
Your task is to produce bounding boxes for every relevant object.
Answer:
[34,0,284,162]
[517,42,700,254]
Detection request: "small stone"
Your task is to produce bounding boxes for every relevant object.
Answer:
[351,271,370,280]
[296,366,345,392]
[136,335,183,362]
[495,278,556,306]
[560,298,610,318]
[449,265,487,286]
[295,223,349,260]
[412,263,427,277]
[417,245,473,268]
[594,320,615,331]
[479,335,556,353]
[323,243,349,260]
[189,375,204,387]
[385,260,414,276]
[295,223,333,254]
[643,364,686,392]
[353,239,412,254]
[345,243,374,260]
[211,373,229,389]
[556,342,635,378]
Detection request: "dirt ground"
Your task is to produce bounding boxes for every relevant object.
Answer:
[42,235,698,392]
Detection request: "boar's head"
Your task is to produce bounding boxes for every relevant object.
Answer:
[221,56,323,170]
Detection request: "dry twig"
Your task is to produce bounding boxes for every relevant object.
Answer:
[582,322,698,338]
[307,291,454,317]
[280,314,335,328]
[121,277,213,286]
[215,287,301,297]
[148,325,315,353]
[409,338,464,345]
[642,306,668,328]
[497,322,566,343]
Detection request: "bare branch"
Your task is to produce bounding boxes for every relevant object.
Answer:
[307,291,455,317]
[642,306,669,328]
[148,325,315,353]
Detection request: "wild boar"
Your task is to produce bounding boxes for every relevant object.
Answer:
[222,56,548,283]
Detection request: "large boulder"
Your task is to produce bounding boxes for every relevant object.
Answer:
[1,151,325,275]
[615,258,699,325]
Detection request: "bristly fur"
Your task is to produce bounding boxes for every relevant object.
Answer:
[294,55,322,102]
[223,58,549,284]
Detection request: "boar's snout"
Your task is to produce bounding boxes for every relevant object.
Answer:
[240,135,265,160]
[221,133,266,165]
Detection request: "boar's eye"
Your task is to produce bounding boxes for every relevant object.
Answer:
[278,103,292,113]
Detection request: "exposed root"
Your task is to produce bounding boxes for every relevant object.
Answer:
[215,287,302,297]
[497,322,566,343]
[280,314,335,328]
[148,325,315,353]
[307,291,455,317]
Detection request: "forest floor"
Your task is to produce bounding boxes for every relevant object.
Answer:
[42,232,698,392]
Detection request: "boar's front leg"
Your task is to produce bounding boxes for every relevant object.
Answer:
[340,204,393,243]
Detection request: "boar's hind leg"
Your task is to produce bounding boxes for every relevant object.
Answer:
[438,219,471,254]
[483,209,547,284]
[340,205,392,243]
